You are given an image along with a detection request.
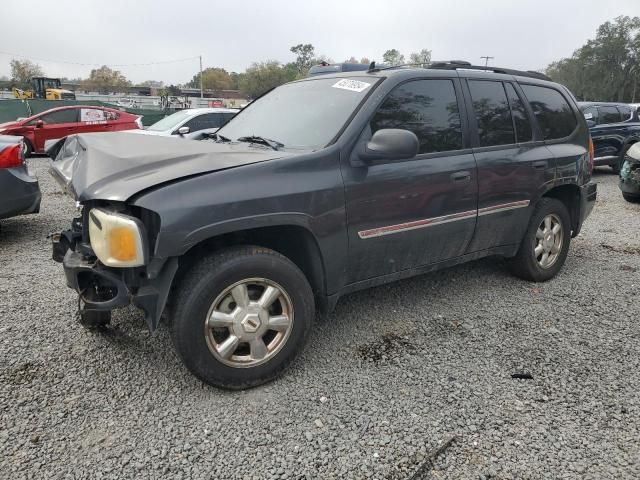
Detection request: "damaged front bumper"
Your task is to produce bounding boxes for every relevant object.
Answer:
[620,159,640,199]
[52,229,178,331]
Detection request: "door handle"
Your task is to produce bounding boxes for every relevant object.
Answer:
[532,160,547,169]
[450,171,471,183]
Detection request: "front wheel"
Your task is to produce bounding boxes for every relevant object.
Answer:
[508,198,571,282]
[170,246,314,389]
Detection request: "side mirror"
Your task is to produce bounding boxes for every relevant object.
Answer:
[35,119,44,128]
[586,119,596,128]
[177,126,190,135]
[360,129,419,162]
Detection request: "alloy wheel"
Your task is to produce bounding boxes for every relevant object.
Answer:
[204,278,294,368]
[534,213,563,269]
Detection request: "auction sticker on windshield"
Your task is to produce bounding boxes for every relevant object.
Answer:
[332,79,371,92]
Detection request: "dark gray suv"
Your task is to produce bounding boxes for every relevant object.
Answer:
[50,62,597,389]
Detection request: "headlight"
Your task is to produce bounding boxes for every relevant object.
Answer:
[88,208,146,267]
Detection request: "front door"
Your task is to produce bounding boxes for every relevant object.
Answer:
[342,78,478,284]
[31,108,79,151]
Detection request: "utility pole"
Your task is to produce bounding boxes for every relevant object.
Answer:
[480,56,494,67]
[199,55,204,99]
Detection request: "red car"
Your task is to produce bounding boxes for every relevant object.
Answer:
[0,106,142,156]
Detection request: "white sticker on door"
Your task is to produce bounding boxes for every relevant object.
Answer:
[331,79,371,93]
[80,109,106,123]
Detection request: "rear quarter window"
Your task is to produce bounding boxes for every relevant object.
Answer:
[520,84,577,140]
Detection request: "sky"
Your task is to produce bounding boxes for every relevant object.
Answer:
[0,0,638,85]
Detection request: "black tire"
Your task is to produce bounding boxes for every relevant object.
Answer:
[622,193,640,203]
[170,246,314,389]
[22,139,33,158]
[508,198,571,282]
[612,144,632,174]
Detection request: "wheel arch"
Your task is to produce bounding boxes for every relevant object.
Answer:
[542,184,581,236]
[175,223,328,301]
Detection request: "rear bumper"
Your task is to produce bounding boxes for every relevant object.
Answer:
[574,182,597,237]
[0,168,41,220]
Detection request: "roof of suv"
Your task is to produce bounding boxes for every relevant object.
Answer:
[305,61,554,85]
[577,101,632,108]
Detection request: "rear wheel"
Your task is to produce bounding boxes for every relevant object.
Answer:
[508,198,571,282]
[22,139,33,158]
[171,246,314,389]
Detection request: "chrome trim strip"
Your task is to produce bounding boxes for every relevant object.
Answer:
[357,200,531,239]
[594,155,618,162]
[358,209,477,239]
[477,200,530,216]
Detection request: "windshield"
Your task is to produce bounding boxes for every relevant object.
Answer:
[218,77,378,150]
[147,110,195,131]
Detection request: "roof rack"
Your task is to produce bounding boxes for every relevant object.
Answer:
[428,61,551,81]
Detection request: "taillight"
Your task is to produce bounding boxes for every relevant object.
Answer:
[0,143,23,169]
[588,137,594,174]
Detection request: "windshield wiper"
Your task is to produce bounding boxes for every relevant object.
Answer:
[213,133,231,142]
[236,135,283,151]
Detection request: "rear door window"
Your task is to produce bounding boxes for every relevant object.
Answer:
[617,105,632,122]
[504,83,533,142]
[468,80,515,146]
[520,85,577,140]
[370,79,463,154]
[79,108,106,123]
[598,106,622,124]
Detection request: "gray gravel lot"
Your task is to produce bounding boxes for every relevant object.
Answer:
[1,158,639,479]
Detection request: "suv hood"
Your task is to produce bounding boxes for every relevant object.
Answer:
[49,132,290,202]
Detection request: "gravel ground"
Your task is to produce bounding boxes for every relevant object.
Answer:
[1,159,639,480]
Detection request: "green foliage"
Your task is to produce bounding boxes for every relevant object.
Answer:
[187,68,233,91]
[81,65,131,94]
[290,43,316,75]
[10,59,44,86]
[546,16,640,102]
[139,80,164,88]
[383,49,405,66]
[409,49,432,66]
[238,61,296,98]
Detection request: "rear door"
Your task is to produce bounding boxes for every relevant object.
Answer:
[463,79,553,252]
[594,105,625,159]
[77,108,110,134]
[30,108,79,152]
[342,78,478,283]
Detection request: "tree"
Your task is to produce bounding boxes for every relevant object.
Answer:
[360,57,371,65]
[239,61,295,98]
[81,65,131,94]
[10,59,43,85]
[344,56,358,63]
[187,68,233,91]
[139,80,164,88]
[409,48,432,66]
[383,49,405,66]
[290,43,315,75]
[546,16,640,102]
